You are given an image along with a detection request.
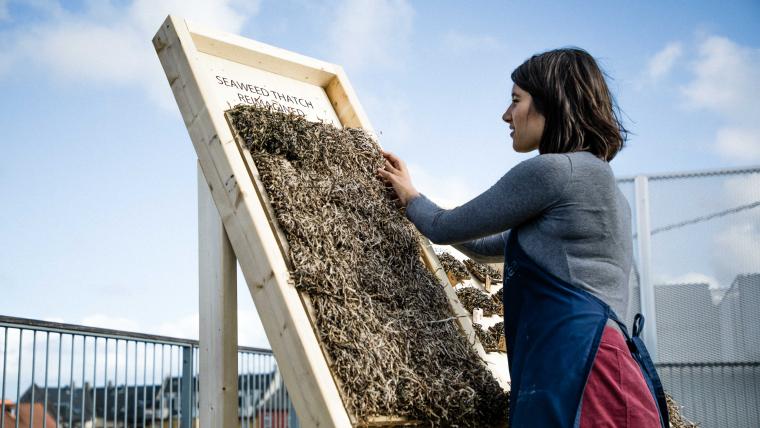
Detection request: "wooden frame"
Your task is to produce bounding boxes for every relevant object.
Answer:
[153,15,507,427]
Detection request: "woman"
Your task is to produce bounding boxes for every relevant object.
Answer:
[378,48,669,427]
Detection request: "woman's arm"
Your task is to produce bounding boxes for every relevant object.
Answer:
[451,231,509,264]
[381,152,573,245]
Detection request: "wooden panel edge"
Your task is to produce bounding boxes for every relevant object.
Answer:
[154,15,352,428]
[186,18,339,87]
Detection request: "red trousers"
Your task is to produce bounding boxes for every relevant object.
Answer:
[579,326,661,427]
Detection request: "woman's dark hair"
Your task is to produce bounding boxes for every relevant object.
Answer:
[511,47,628,161]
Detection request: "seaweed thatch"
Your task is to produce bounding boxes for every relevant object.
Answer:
[472,323,498,352]
[494,286,504,305]
[667,394,700,428]
[227,105,508,426]
[473,323,505,353]
[456,287,503,317]
[464,259,503,283]
[437,251,471,283]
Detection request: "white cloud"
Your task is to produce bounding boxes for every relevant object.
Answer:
[237,309,270,348]
[128,0,256,38]
[328,0,414,71]
[715,127,760,162]
[1,0,260,108]
[646,41,682,80]
[152,310,269,348]
[656,271,720,289]
[442,31,500,54]
[155,312,200,340]
[78,310,268,347]
[713,221,760,282]
[679,36,760,162]
[681,35,760,120]
[19,22,147,82]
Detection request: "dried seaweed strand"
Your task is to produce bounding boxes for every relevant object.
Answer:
[456,287,503,317]
[667,394,700,428]
[494,287,504,305]
[437,252,470,283]
[464,259,503,283]
[473,323,499,353]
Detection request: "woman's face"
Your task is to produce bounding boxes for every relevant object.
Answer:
[503,84,545,153]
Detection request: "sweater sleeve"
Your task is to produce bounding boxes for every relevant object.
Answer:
[405,154,572,245]
[451,231,509,263]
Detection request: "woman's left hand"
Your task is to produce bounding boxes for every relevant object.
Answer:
[377,150,420,207]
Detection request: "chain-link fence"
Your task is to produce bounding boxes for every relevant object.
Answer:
[618,166,760,428]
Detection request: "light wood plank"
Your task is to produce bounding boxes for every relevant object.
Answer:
[198,164,239,428]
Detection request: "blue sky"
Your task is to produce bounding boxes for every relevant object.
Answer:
[0,0,758,347]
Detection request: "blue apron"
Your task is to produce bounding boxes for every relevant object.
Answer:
[502,229,669,427]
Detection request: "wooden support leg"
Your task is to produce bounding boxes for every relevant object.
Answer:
[198,163,239,428]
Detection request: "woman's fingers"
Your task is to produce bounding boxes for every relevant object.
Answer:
[381,151,407,177]
[376,156,418,207]
[381,150,404,170]
[383,160,401,175]
[376,167,397,183]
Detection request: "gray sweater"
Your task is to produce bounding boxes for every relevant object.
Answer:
[405,151,632,322]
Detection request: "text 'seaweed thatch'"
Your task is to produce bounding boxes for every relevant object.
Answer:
[227,105,508,426]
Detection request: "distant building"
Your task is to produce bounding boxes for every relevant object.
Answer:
[19,383,93,427]
[18,380,165,427]
[654,282,722,363]
[238,371,276,419]
[630,272,760,363]
[10,367,282,427]
[255,371,298,428]
[718,273,760,362]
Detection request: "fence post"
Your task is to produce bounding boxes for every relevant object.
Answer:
[634,175,659,361]
[181,346,193,427]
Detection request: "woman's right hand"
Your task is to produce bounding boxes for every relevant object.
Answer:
[377,150,420,207]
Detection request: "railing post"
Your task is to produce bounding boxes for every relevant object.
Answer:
[634,175,659,361]
[181,346,193,427]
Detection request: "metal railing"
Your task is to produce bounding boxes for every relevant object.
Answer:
[657,361,760,427]
[0,315,298,428]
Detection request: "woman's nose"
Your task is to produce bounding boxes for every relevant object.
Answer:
[502,109,511,124]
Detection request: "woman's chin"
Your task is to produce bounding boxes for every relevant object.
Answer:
[512,140,538,153]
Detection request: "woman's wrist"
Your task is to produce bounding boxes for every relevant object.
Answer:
[404,191,421,207]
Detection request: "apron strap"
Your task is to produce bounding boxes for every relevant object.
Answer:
[632,313,645,337]
[609,313,670,428]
